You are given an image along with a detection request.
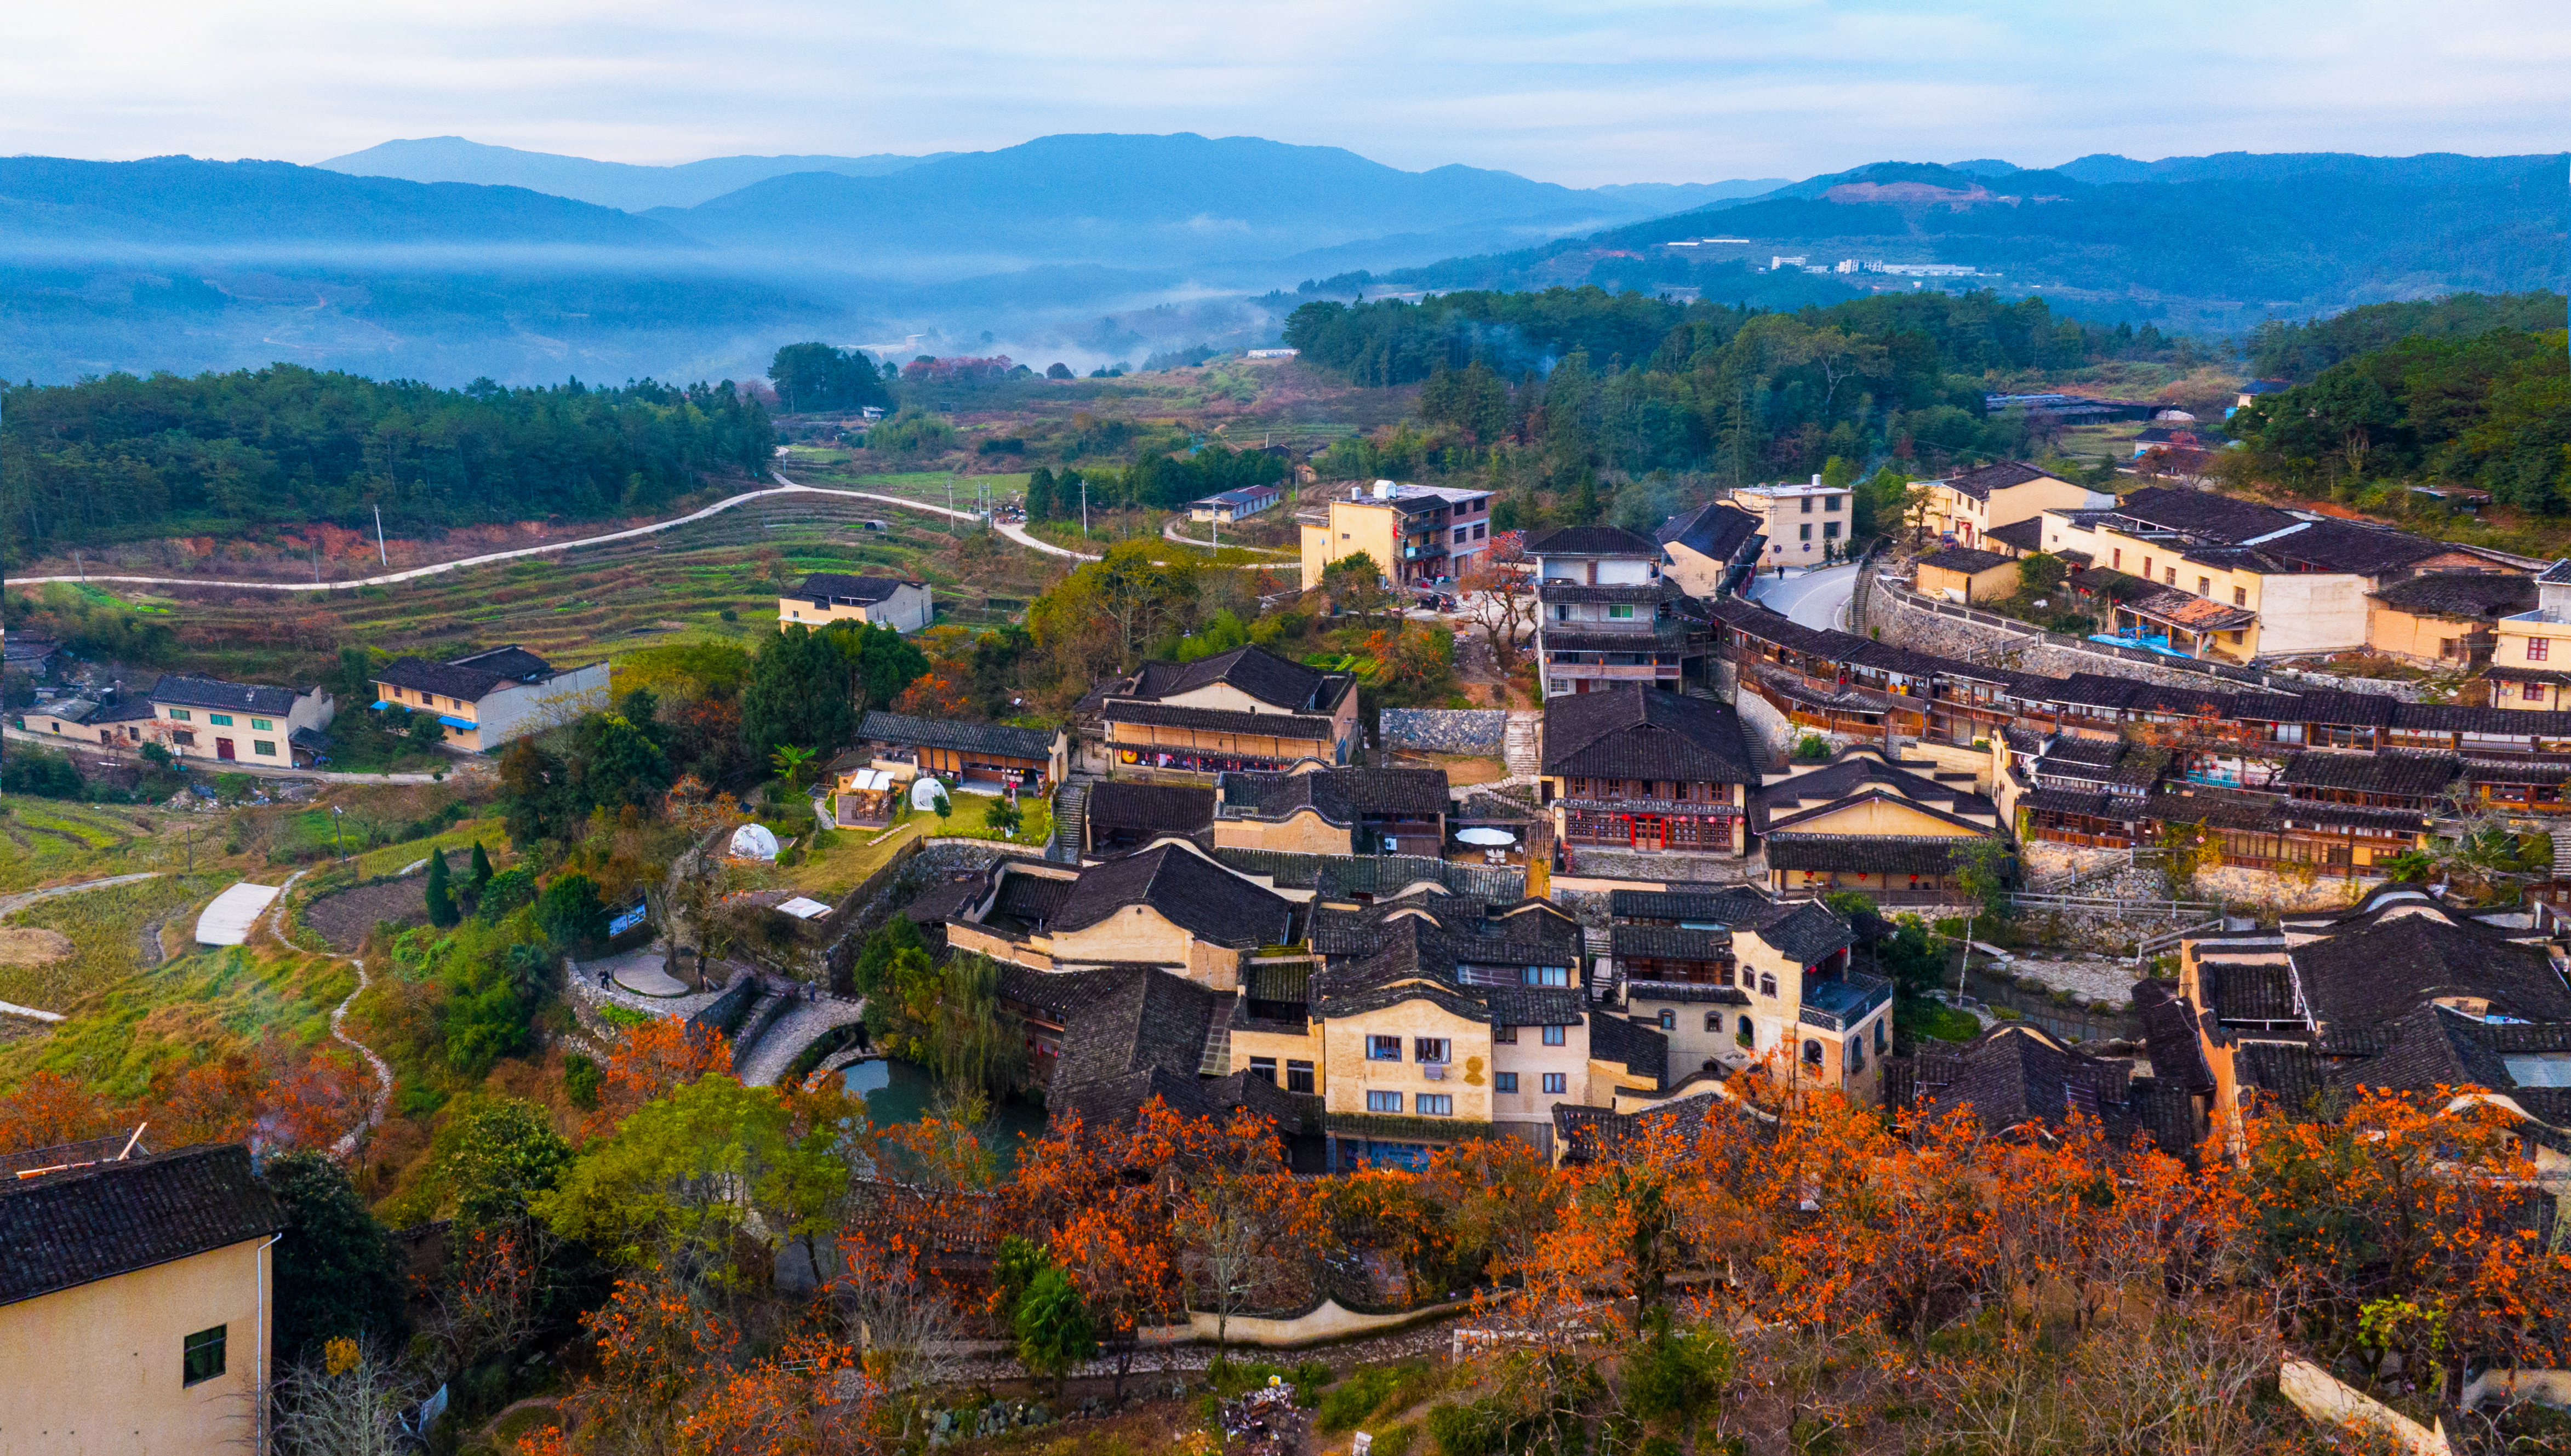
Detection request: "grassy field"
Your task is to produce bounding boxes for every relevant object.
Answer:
[742,792,1050,901]
[0,798,185,892]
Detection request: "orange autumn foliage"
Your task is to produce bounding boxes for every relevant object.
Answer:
[584,1018,731,1140]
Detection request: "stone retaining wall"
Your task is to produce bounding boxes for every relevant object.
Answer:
[1381,708,1509,755]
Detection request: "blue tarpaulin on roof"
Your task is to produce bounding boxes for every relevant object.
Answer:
[437,715,475,730]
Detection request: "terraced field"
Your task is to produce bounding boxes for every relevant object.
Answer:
[108,486,1072,685]
[0,800,179,892]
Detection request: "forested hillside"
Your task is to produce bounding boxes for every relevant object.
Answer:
[2244,290,2566,379]
[0,367,773,556]
[2230,320,2569,511]
[1284,286,2189,492]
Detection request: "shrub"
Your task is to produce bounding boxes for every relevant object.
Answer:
[1290,1359,1334,1406]
[477,867,537,921]
[0,747,83,799]
[563,1052,602,1109]
[534,873,609,948]
[1319,1367,1404,1432]
[1373,1426,1417,1456]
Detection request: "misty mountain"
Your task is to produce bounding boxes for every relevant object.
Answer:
[1478,153,2570,333]
[0,155,692,250]
[646,133,1723,274]
[318,136,953,213]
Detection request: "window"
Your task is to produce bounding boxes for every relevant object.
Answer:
[1802,1040,1824,1067]
[1825,495,1841,511]
[169,708,192,721]
[1367,1035,1402,1061]
[2197,576,2210,596]
[1799,523,1813,542]
[1555,605,1570,621]
[1287,1060,1315,1094]
[1737,1017,1755,1047]
[1416,1094,1454,1116]
[1608,603,1634,620]
[1801,496,1814,513]
[2142,556,2152,578]
[1848,1037,1865,1073]
[2234,587,2248,606]
[1759,973,1777,998]
[2441,638,2460,660]
[2530,638,2551,662]
[1473,524,1486,539]
[254,740,277,757]
[172,730,196,747]
[209,713,233,726]
[1413,1037,1449,1064]
[1249,1057,1277,1085]
[184,1325,227,1386]
[1705,1011,1722,1032]
[1366,1090,1402,1113]
[2111,549,2122,569]
[1542,1024,1567,1047]
[250,718,273,731]
[1453,528,1467,543]
[1493,1024,1517,1043]
[1541,1073,1567,1095]
[1874,1019,1888,1053]
[1523,966,1569,987]
[1495,1071,1519,1093]
[1824,521,1840,540]
[2527,682,2547,702]
[2164,568,2177,586]
[1656,1009,1675,1030]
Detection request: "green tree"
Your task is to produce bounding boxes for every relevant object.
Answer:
[1321,551,1395,629]
[424,852,460,928]
[1025,466,1057,521]
[534,873,609,948]
[264,1150,407,1366]
[769,342,892,414]
[1013,1266,1098,1397]
[477,867,537,921]
[2016,549,2069,598]
[434,1097,573,1232]
[1953,838,2013,920]
[467,841,494,895]
[770,743,815,790]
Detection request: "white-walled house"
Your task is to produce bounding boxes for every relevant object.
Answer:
[1526,524,1711,696]
[147,675,335,766]
[370,646,611,753]
[779,572,934,634]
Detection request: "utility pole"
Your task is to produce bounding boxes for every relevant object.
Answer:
[373,504,387,566]
[1081,479,1089,538]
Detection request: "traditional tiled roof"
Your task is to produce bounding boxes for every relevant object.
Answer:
[1543,686,1758,783]
[2339,1004,2517,1096]
[859,710,1057,763]
[1986,518,2045,554]
[2293,913,2571,1031]
[1084,782,1216,835]
[2277,749,2461,800]
[1913,1025,2139,1139]
[1917,546,2016,576]
[1942,461,2056,501]
[151,674,300,715]
[1753,753,1998,829]
[2109,486,2303,541]
[903,873,987,925]
[2368,573,2536,620]
[1128,644,1337,712]
[1656,501,1762,564]
[1553,1092,1727,1166]
[2198,961,2304,1024]
[795,572,919,605]
[1526,524,1661,557]
[1744,899,1856,966]
[378,645,562,701]
[2133,979,2216,1094]
[1589,1012,1669,1089]
[0,1144,282,1307]
[1050,845,1295,949]
[1610,925,1733,961]
[1047,966,1225,1104]
[1609,885,1776,925]
[1221,769,1448,823]
[1762,834,2004,877]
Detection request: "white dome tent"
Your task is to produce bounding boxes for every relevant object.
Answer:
[728,823,781,861]
[911,778,950,813]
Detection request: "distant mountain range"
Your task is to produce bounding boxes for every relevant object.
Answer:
[0,139,2556,386]
[1358,152,2568,335]
[318,136,956,213]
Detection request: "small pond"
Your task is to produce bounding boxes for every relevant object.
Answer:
[840,1057,1048,1167]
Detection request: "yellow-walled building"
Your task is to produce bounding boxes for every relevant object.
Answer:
[0,1143,284,1454]
[1298,480,1496,592]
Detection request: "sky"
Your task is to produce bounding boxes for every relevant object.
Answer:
[5,0,2567,187]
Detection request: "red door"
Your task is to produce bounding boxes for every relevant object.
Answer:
[215,738,236,761]
[1629,815,1664,850]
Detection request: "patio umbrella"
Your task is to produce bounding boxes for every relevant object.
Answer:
[1456,827,1518,846]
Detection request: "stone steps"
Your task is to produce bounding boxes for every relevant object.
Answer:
[1048,779,1090,864]
[1502,710,1544,777]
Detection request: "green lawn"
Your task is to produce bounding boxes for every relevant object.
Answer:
[750,791,1050,901]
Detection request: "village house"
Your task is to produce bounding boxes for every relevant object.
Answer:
[1923,461,2113,549]
[1727,475,1854,565]
[1653,498,1766,599]
[855,710,1066,791]
[371,645,611,753]
[1296,479,1495,592]
[1912,546,2020,605]
[148,674,335,766]
[0,1141,284,1453]
[1212,767,1450,857]
[1752,744,2010,903]
[1075,643,1361,776]
[777,571,934,634]
[939,840,1298,991]
[2364,572,2534,668]
[1082,781,1215,857]
[2490,560,2571,711]
[1891,1021,2203,1156]
[2033,486,2527,662]
[1527,524,1713,697]
[1540,686,1759,857]
[1188,483,1283,524]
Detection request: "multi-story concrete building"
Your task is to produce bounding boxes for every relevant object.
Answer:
[1527,525,1711,696]
[1728,475,1855,565]
[372,645,611,753]
[2492,560,2571,710]
[1654,498,1765,599]
[1924,461,2112,549]
[1298,479,1495,591]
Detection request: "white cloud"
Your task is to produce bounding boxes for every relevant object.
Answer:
[0,0,2563,185]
